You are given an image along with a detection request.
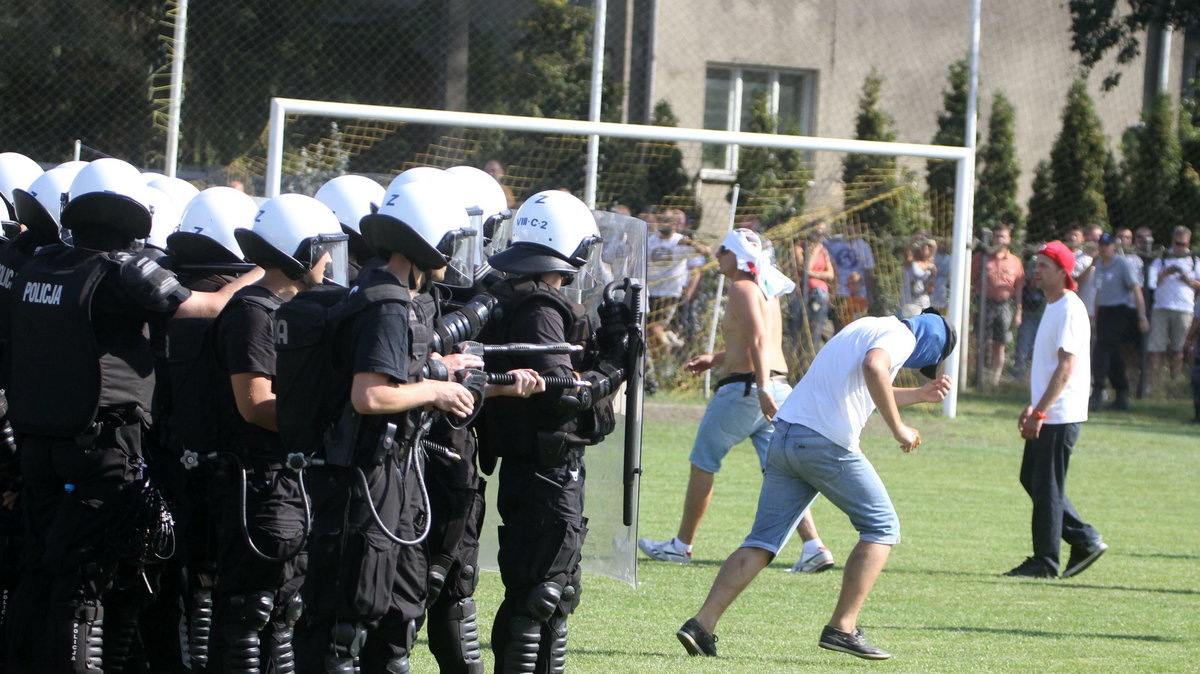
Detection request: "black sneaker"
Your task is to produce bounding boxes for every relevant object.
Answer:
[1062,540,1108,578]
[1003,557,1057,578]
[818,625,891,660]
[676,618,717,657]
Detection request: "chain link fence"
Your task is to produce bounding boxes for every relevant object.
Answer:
[4,0,1187,394]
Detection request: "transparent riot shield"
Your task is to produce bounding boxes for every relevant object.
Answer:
[478,211,647,587]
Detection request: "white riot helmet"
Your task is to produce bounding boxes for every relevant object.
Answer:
[147,175,200,211]
[60,158,157,240]
[359,179,476,286]
[12,163,86,244]
[489,190,602,281]
[387,166,454,192]
[235,193,349,286]
[169,186,255,264]
[446,164,512,255]
[143,186,185,250]
[0,152,44,222]
[314,174,384,262]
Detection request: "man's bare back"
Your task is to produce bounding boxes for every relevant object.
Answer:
[722,278,789,377]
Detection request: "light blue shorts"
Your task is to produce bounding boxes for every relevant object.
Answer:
[688,378,792,474]
[742,421,900,554]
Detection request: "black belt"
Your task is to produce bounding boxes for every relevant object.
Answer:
[715,371,788,397]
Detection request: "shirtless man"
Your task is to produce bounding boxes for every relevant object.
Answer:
[639,229,833,572]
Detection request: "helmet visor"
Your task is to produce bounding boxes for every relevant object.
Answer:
[309,233,350,287]
[438,226,480,289]
[561,234,605,303]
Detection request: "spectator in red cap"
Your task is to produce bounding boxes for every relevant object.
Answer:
[1005,241,1107,579]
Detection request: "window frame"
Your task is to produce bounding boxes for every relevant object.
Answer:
[700,63,817,180]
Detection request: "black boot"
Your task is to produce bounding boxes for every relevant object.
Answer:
[1108,389,1130,410]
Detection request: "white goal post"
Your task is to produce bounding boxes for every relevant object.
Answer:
[264,97,976,417]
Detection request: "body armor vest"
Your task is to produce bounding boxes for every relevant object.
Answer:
[8,245,149,436]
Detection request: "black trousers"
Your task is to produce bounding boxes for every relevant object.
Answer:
[208,457,308,673]
[1092,304,1139,393]
[424,427,487,671]
[295,451,427,673]
[491,447,587,673]
[6,423,148,673]
[1019,423,1101,571]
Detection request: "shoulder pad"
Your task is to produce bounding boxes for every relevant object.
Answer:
[117,251,189,312]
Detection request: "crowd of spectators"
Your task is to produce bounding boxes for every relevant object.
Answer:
[620,203,1199,419]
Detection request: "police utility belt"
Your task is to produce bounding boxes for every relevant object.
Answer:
[77,405,147,447]
[714,371,788,397]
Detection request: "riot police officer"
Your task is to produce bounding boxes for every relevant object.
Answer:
[481,191,625,674]
[4,157,260,673]
[294,177,479,674]
[207,194,349,673]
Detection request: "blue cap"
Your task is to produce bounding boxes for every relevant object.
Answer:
[900,309,957,378]
[1098,232,1116,244]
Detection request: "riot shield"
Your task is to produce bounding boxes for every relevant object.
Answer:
[478,211,647,587]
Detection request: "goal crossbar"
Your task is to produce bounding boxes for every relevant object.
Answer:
[264,97,976,417]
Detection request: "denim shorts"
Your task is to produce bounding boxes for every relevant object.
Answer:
[688,378,792,474]
[742,421,900,554]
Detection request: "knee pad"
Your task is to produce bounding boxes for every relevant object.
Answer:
[427,553,453,606]
[524,582,562,623]
[329,622,367,659]
[275,593,303,628]
[229,591,274,631]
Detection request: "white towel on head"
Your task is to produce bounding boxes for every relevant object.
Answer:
[720,228,796,298]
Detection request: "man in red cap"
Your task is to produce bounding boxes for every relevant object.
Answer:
[1005,241,1107,579]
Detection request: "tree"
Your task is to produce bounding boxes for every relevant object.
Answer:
[1048,79,1110,229]
[1026,159,1056,243]
[928,60,969,230]
[1176,105,1200,234]
[1123,92,1181,241]
[843,69,908,234]
[1068,1,1200,90]
[732,91,807,226]
[974,92,1024,236]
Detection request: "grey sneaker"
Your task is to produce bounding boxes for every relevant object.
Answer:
[788,546,835,573]
[638,537,692,563]
[818,625,891,660]
[677,618,717,656]
[1062,540,1108,578]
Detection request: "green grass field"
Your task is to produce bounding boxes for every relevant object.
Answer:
[412,392,1200,672]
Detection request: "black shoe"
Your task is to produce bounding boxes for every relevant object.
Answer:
[1003,557,1057,578]
[1108,393,1129,411]
[676,618,717,657]
[1062,541,1108,578]
[818,625,891,660]
[1088,394,1103,411]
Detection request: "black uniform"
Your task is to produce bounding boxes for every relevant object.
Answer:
[481,278,593,674]
[5,244,190,674]
[295,266,430,674]
[141,271,238,673]
[208,285,307,673]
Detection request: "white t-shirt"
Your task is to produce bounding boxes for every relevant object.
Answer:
[776,316,915,452]
[1031,292,1090,425]
[647,232,694,298]
[1148,254,1200,313]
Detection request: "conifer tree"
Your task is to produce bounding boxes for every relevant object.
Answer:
[928,60,969,230]
[843,69,905,234]
[1123,92,1181,241]
[733,91,807,225]
[1026,159,1056,244]
[975,92,1024,236]
[1048,79,1110,229]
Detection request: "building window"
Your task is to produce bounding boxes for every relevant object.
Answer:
[702,65,816,173]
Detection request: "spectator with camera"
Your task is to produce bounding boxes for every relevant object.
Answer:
[1147,226,1200,385]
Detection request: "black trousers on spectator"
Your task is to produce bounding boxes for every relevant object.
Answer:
[1092,304,1138,393]
[1019,423,1101,572]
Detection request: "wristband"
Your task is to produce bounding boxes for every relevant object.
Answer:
[1031,409,1047,420]
[757,388,772,398]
